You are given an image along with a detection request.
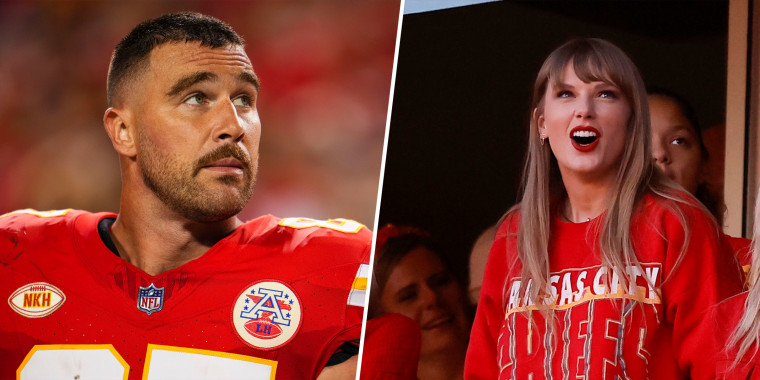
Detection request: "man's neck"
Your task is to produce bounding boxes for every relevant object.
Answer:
[110,197,241,276]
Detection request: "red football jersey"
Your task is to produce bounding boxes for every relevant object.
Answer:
[465,195,745,380]
[0,209,371,380]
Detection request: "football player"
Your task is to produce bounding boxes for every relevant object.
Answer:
[1,12,370,380]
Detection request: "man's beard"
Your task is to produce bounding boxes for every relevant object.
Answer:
[138,136,256,223]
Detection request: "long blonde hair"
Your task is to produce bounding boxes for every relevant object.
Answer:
[729,192,760,364]
[510,38,690,318]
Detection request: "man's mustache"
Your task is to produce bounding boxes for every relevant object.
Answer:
[194,144,252,176]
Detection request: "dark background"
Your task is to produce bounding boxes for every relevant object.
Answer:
[379,0,728,284]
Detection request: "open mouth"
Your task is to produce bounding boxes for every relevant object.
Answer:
[571,130,598,145]
[570,127,600,152]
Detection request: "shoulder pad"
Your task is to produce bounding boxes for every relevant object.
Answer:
[277,217,366,234]
[239,216,371,257]
[0,208,80,233]
[0,209,82,263]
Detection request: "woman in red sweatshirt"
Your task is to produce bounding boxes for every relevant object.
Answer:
[465,38,744,380]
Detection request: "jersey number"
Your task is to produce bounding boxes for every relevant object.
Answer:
[18,344,277,380]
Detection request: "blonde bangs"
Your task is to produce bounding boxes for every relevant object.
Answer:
[544,44,635,107]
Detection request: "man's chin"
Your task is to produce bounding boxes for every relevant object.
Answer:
[180,204,245,223]
[176,191,251,223]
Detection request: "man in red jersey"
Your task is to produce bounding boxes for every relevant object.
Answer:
[0,12,369,379]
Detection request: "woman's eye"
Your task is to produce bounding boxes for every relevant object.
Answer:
[557,90,572,98]
[599,90,618,99]
[670,137,686,146]
[397,290,417,303]
[233,95,252,107]
[184,93,206,105]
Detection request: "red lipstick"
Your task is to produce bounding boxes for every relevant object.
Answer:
[570,126,601,152]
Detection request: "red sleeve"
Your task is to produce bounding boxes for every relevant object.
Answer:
[465,216,516,379]
[346,231,371,327]
[314,225,372,376]
[710,292,757,380]
[657,203,745,379]
[360,313,421,380]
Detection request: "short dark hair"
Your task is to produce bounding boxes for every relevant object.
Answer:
[107,12,245,106]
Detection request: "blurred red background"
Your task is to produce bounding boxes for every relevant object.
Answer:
[0,0,400,228]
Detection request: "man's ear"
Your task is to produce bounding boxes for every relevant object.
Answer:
[103,107,137,158]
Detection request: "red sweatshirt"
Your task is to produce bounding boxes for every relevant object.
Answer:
[712,292,760,379]
[465,195,744,380]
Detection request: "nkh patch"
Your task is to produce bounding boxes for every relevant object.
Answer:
[137,283,164,315]
[232,280,303,351]
[8,282,66,318]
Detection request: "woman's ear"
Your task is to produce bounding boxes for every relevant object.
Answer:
[103,107,137,158]
[534,108,547,140]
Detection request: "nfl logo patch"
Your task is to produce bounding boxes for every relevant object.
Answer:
[137,283,164,315]
[231,280,303,351]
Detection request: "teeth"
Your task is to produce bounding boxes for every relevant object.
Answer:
[571,129,598,146]
[573,130,597,137]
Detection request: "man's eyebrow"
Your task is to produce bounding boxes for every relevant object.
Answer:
[166,72,218,97]
[239,71,260,91]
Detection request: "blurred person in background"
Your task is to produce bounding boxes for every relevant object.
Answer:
[0,12,378,380]
[649,89,751,268]
[467,223,497,305]
[649,88,721,222]
[367,225,471,380]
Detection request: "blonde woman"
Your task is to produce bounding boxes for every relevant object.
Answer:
[465,38,744,379]
[720,190,760,379]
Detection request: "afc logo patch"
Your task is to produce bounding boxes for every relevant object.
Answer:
[231,280,303,351]
[137,283,164,315]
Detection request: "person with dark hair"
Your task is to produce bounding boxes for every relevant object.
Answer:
[0,12,369,380]
[465,38,744,379]
[649,89,721,222]
[365,225,470,380]
[648,89,751,268]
